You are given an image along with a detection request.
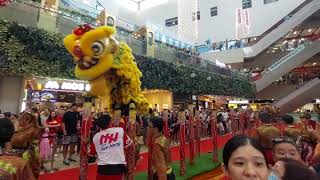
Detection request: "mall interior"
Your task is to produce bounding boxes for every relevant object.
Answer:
[0,0,320,179]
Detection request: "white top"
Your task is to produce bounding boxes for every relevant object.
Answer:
[93,127,132,165]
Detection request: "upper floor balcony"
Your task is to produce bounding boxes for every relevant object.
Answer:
[0,0,249,81]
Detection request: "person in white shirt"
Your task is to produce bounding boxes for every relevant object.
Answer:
[92,115,133,180]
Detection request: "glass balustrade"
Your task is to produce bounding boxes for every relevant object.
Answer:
[1,0,249,81]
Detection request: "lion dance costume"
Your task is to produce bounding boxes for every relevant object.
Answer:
[64,24,148,113]
[64,24,149,179]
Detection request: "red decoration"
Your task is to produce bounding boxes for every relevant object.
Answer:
[195,116,201,157]
[147,128,153,180]
[211,113,218,162]
[188,116,195,165]
[79,109,92,180]
[73,46,83,58]
[179,122,186,176]
[0,0,10,7]
[73,24,92,36]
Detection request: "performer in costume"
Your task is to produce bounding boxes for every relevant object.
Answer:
[64,24,149,179]
[91,114,133,180]
[255,112,280,165]
[10,112,42,178]
[0,118,35,180]
[149,117,175,180]
[63,24,149,114]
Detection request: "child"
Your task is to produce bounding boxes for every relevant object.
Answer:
[39,127,52,172]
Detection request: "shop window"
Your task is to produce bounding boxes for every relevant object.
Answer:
[242,0,252,9]
[210,6,218,17]
[165,17,178,27]
[264,0,279,4]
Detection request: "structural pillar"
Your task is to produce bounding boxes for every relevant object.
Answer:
[37,0,59,32]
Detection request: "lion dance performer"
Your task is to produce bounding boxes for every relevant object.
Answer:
[10,112,42,178]
[64,24,149,179]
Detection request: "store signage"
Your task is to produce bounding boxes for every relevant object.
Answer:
[228,100,249,104]
[44,81,90,91]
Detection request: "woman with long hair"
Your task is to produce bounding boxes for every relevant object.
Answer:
[222,135,269,180]
[271,158,319,180]
[46,110,62,171]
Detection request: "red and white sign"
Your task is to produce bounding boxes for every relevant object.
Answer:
[93,127,132,165]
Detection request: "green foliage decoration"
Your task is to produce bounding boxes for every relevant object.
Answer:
[0,19,255,98]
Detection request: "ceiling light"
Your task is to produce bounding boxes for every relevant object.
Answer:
[292,39,296,42]
[282,40,287,44]
[308,29,312,32]
[313,62,317,66]
[293,31,297,35]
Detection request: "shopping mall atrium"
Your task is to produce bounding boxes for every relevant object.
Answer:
[0,0,320,179]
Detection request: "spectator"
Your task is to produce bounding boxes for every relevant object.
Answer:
[222,135,269,180]
[46,111,62,171]
[271,158,318,180]
[272,137,301,162]
[61,103,80,166]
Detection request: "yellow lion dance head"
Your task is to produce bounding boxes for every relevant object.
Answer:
[63,24,148,113]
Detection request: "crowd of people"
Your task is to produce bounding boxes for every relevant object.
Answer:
[223,111,320,180]
[1,104,320,180]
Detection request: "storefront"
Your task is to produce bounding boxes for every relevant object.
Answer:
[22,77,92,112]
[249,99,274,111]
[142,89,173,111]
[227,99,249,109]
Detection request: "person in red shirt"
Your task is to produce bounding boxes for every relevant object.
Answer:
[46,111,62,171]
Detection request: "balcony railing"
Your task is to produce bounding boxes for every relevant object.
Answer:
[196,0,315,53]
[0,0,249,80]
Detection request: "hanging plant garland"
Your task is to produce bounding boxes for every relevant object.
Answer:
[0,19,255,98]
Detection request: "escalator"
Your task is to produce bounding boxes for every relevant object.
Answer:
[273,78,320,114]
[244,0,320,58]
[255,40,320,92]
